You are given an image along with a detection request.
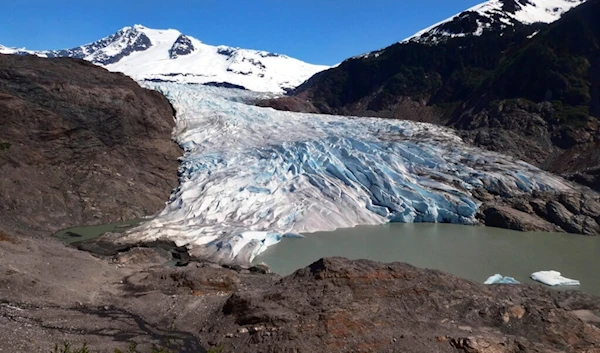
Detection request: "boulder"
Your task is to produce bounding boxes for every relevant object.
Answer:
[482,206,556,232]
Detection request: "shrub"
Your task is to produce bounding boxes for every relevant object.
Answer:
[53,342,90,353]
[53,342,179,353]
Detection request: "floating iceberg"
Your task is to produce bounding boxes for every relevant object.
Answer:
[124,83,575,264]
[484,274,520,285]
[531,271,580,286]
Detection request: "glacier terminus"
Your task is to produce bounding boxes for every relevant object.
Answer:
[120,83,576,264]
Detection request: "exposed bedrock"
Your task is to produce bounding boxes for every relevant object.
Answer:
[0,54,181,236]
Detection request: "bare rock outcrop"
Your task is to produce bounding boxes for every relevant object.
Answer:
[0,54,181,236]
[202,257,600,353]
[476,189,600,236]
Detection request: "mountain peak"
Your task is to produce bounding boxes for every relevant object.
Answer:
[0,25,328,93]
[404,0,586,43]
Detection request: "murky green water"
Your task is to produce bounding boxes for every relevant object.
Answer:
[253,223,600,296]
[53,218,146,244]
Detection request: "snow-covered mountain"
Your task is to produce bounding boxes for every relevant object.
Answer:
[0,25,329,93]
[405,0,586,43]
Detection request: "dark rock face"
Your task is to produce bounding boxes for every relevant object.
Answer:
[205,257,600,353]
[255,95,320,113]
[501,0,533,14]
[217,47,236,57]
[95,32,152,65]
[169,34,194,59]
[43,27,153,65]
[482,206,557,232]
[477,189,600,235]
[202,81,248,90]
[0,54,181,236]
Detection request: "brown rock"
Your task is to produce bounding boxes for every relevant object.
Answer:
[559,193,582,214]
[530,199,549,219]
[482,206,556,232]
[208,257,600,353]
[0,54,181,236]
[507,305,526,319]
[581,197,600,221]
[255,95,319,113]
[546,201,600,235]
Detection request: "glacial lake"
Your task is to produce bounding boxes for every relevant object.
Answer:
[253,223,600,296]
[53,218,146,244]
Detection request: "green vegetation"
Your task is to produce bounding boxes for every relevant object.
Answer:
[52,342,183,353]
[207,347,225,353]
[113,342,173,353]
[53,342,90,353]
[0,142,10,151]
[553,103,590,127]
[300,23,543,111]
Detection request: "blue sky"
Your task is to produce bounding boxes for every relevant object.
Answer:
[0,0,482,65]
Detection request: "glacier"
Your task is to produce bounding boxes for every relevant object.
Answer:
[124,83,575,264]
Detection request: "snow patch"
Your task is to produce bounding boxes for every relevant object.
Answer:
[404,0,585,43]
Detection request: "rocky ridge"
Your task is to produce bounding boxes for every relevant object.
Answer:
[403,0,586,44]
[474,189,600,235]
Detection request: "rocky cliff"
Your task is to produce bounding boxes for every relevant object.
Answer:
[0,54,181,236]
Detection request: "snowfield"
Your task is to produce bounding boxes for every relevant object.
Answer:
[123,83,575,264]
[104,26,328,93]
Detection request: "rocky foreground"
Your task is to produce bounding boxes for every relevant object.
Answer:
[1,236,599,353]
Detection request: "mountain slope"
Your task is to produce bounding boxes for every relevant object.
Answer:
[0,25,328,93]
[260,0,599,189]
[452,0,600,188]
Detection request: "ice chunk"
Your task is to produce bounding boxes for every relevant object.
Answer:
[530,270,580,286]
[484,274,520,285]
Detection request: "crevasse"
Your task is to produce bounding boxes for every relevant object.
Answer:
[125,83,574,264]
